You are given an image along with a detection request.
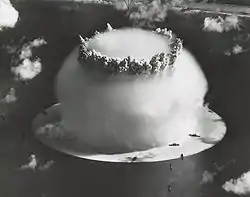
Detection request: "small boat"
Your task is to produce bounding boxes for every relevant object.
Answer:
[188,133,201,137]
[168,143,180,146]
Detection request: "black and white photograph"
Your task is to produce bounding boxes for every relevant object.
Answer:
[1,0,250,196]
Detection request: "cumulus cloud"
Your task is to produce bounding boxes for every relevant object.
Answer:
[20,154,38,171]
[114,0,129,11]
[224,15,241,31]
[222,170,250,196]
[203,15,240,33]
[36,123,76,141]
[200,170,217,185]
[203,17,224,33]
[224,44,250,56]
[200,160,236,185]
[2,88,17,103]
[232,45,243,55]
[0,0,19,30]
[11,58,42,81]
[38,160,55,171]
[128,0,168,28]
[11,38,47,81]
[19,154,55,171]
[18,38,47,60]
[2,45,18,54]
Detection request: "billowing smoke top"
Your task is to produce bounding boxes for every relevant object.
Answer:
[78,24,183,76]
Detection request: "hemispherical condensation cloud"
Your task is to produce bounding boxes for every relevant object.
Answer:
[33,27,227,163]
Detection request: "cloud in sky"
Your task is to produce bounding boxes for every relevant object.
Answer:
[203,15,240,33]
[222,170,250,196]
[200,160,236,185]
[114,0,128,11]
[11,38,47,81]
[2,88,17,104]
[11,58,42,81]
[224,44,250,56]
[224,15,241,31]
[19,154,55,171]
[0,0,19,31]
[38,160,55,171]
[18,38,47,60]
[128,0,168,28]
[2,45,18,54]
[203,16,224,33]
[200,170,217,185]
[232,45,244,55]
[20,154,38,171]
